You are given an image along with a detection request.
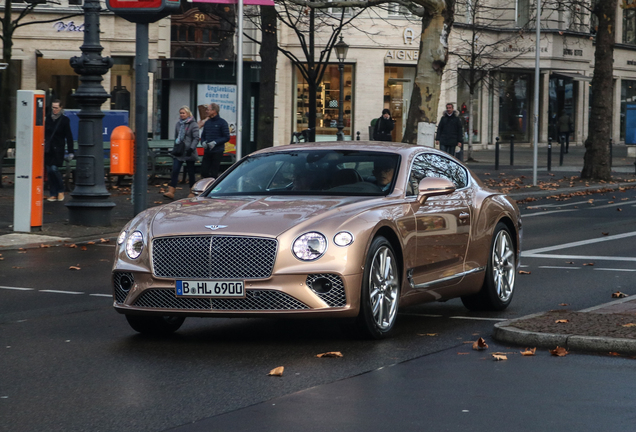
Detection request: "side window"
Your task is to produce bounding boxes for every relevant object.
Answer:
[407,153,468,196]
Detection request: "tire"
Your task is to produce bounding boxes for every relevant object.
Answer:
[125,315,186,336]
[461,222,516,311]
[356,236,401,339]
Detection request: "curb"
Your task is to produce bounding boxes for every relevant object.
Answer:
[506,181,636,200]
[0,233,119,251]
[493,300,636,354]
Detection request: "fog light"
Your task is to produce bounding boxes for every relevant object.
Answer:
[120,275,133,292]
[309,277,333,294]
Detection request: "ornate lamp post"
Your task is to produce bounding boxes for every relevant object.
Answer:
[68,0,115,226]
[334,36,349,141]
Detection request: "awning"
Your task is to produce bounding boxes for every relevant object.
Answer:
[551,72,592,82]
[35,49,82,59]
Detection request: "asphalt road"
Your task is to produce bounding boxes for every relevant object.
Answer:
[1,188,636,431]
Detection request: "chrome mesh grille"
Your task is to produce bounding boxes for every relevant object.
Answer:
[306,274,347,307]
[132,289,309,311]
[152,236,277,279]
[113,272,134,304]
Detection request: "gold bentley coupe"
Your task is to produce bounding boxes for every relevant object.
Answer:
[113,142,522,338]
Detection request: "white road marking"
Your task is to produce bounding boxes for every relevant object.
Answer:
[527,199,605,209]
[522,231,636,255]
[40,290,85,295]
[523,254,636,262]
[591,200,636,209]
[399,313,443,318]
[449,316,508,321]
[0,286,34,291]
[522,209,578,218]
[538,266,581,269]
[90,294,113,297]
[593,268,636,272]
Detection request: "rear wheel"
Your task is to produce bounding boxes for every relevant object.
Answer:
[125,315,185,336]
[356,236,401,339]
[461,222,516,311]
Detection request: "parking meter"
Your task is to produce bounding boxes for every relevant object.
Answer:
[14,90,46,232]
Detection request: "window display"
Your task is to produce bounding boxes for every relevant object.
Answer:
[295,65,354,141]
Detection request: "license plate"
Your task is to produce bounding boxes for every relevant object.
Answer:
[176,280,245,298]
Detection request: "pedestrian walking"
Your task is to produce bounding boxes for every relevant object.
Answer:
[558,110,573,153]
[435,103,463,157]
[44,99,74,202]
[200,103,230,179]
[373,109,394,141]
[164,106,199,200]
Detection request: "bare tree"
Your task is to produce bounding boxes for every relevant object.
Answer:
[449,0,529,160]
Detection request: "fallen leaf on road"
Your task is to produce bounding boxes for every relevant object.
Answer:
[40,244,51,248]
[268,366,284,377]
[612,292,629,298]
[565,261,574,265]
[555,319,569,324]
[87,241,95,245]
[80,246,87,251]
[100,238,109,243]
[583,263,594,266]
[154,201,163,204]
[607,201,614,204]
[518,270,531,275]
[69,266,81,270]
[621,323,636,327]
[520,348,536,356]
[418,333,438,336]
[473,338,488,350]
[608,352,621,356]
[492,354,507,361]
[549,347,569,357]
[602,232,609,236]
[617,208,623,212]
[457,352,469,355]
[559,303,569,306]
[17,251,26,254]
[316,352,343,358]
[12,266,23,269]
[66,244,77,248]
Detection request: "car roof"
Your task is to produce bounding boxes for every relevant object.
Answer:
[250,141,449,159]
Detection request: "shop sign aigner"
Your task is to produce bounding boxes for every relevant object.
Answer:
[385,28,419,64]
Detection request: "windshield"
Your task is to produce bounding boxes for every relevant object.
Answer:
[207,150,400,197]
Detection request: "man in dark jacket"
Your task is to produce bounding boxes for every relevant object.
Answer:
[45,100,74,201]
[200,103,231,179]
[435,103,463,157]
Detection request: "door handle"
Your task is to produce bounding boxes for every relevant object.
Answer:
[459,212,470,220]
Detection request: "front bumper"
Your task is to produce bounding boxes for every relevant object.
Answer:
[112,271,363,318]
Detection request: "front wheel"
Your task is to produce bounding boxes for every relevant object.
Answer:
[125,315,186,336]
[356,236,401,339]
[461,222,516,311]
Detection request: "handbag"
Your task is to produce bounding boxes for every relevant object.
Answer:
[171,140,185,157]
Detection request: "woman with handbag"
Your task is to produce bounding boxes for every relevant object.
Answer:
[164,106,199,199]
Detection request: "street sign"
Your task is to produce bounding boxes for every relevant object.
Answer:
[106,0,181,23]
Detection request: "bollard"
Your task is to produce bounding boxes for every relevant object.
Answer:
[547,136,552,172]
[510,134,514,166]
[495,137,500,170]
[559,134,565,166]
[610,138,613,169]
[356,131,360,141]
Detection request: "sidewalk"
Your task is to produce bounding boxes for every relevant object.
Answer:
[1,142,636,354]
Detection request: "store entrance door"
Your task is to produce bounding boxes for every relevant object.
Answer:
[384,67,415,142]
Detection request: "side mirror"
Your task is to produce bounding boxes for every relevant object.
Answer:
[417,177,456,205]
[191,177,215,196]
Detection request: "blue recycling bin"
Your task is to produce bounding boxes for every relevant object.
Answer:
[626,104,636,145]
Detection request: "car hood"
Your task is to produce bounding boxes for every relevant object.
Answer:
[150,195,374,238]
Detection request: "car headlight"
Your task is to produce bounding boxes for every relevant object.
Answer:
[333,231,354,247]
[293,232,327,261]
[125,231,144,259]
[117,230,127,245]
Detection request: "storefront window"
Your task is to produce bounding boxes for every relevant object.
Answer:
[548,75,575,140]
[498,72,532,142]
[383,66,415,142]
[294,65,354,141]
[624,9,636,45]
[457,69,481,144]
[621,80,636,141]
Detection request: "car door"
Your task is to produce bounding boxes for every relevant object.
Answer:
[405,153,472,291]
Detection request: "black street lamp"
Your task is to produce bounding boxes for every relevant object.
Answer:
[68,0,115,226]
[334,36,349,141]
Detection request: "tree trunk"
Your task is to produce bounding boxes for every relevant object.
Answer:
[257,6,277,150]
[403,1,454,144]
[581,0,616,181]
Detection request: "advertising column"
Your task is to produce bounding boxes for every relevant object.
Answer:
[14,90,46,232]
